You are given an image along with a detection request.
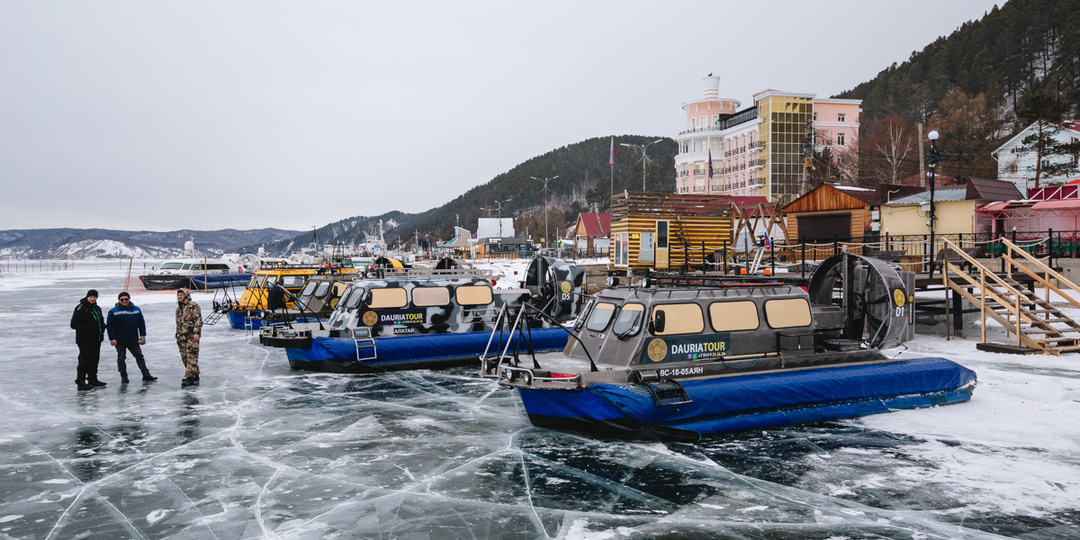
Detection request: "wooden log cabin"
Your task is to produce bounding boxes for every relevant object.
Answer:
[610,193,768,271]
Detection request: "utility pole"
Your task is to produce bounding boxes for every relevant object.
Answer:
[800,119,814,196]
[531,175,558,249]
[918,122,926,187]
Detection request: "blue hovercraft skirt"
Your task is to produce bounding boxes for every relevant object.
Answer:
[286,327,571,372]
[190,273,251,289]
[517,357,977,441]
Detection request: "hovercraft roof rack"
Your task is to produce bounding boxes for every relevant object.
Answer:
[373,267,495,280]
[644,273,788,289]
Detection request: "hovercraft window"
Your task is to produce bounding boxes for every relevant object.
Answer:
[159,262,184,270]
[413,287,451,307]
[652,303,704,335]
[368,288,408,309]
[611,303,645,337]
[344,288,365,310]
[281,275,307,289]
[764,298,812,328]
[313,281,331,298]
[585,302,617,332]
[710,301,759,331]
[300,282,318,298]
[456,285,493,306]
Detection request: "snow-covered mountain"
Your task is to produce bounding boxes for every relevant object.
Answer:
[0,228,302,259]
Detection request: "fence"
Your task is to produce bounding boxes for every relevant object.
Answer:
[661,228,1079,276]
[2,259,79,272]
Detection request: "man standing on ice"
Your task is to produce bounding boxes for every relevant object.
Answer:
[175,288,203,387]
[69,289,107,391]
[106,291,157,383]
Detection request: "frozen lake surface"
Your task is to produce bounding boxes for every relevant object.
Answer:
[1,263,1079,539]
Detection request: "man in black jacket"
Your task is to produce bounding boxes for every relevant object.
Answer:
[70,289,107,390]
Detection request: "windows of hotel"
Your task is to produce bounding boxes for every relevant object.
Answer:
[690,117,697,130]
[812,112,817,121]
[837,113,846,122]
[700,116,707,130]
[711,115,720,129]
[837,133,846,146]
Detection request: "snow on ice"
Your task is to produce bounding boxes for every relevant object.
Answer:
[0,261,1078,538]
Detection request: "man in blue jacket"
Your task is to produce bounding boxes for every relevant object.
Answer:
[106,292,157,383]
[70,289,106,390]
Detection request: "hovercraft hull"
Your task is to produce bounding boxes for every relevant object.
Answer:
[516,357,976,442]
[190,273,250,289]
[286,328,571,373]
[139,275,192,290]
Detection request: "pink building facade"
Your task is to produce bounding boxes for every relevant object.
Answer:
[674,75,862,204]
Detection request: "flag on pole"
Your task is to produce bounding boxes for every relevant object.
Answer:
[609,136,614,167]
[763,231,773,251]
[707,148,713,179]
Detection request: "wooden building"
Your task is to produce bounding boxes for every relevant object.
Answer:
[572,212,611,255]
[782,183,923,243]
[610,193,767,270]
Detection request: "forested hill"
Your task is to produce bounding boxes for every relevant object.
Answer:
[836,0,1079,121]
[257,135,677,254]
[830,0,1080,185]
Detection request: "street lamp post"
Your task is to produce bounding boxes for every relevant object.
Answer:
[531,175,558,249]
[620,139,663,191]
[928,130,939,278]
[481,199,512,238]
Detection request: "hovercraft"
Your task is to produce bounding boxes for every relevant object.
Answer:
[263,257,586,373]
[484,253,976,442]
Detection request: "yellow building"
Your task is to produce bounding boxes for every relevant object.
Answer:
[880,179,1022,238]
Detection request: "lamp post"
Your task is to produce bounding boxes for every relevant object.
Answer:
[621,139,663,191]
[927,130,939,277]
[481,199,512,238]
[531,175,558,249]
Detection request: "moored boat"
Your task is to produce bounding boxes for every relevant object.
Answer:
[139,239,248,290]
[263,257,586,373]
[486,253,977,441]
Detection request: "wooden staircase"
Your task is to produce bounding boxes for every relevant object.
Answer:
[941,238,1080,355]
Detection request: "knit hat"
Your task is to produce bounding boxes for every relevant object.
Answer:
[118,291,130,300]
[86,289,99,298]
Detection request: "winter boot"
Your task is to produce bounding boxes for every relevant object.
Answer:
[89,379,107,387]
[76,380,92,391]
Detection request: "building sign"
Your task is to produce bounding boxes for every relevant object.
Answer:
[640,334,731,363]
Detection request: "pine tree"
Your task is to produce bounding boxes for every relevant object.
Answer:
[1016,92,1080,188]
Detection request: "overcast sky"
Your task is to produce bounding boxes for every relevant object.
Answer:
[0,0,1002,232]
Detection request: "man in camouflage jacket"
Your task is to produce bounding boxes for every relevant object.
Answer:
[175,288,203,386]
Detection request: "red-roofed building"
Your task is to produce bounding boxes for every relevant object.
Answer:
[573,212,611,255]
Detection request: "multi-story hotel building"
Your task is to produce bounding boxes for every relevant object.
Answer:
[674,75,862,204]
